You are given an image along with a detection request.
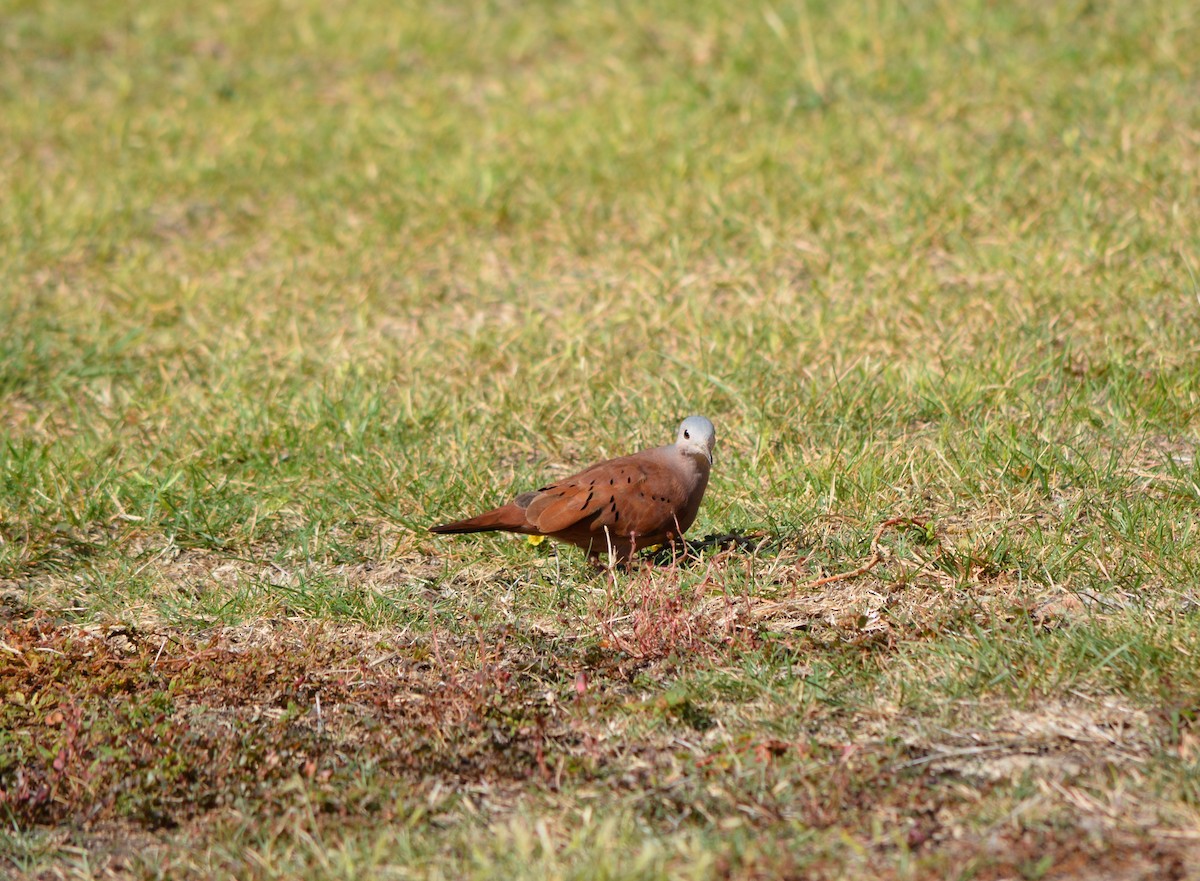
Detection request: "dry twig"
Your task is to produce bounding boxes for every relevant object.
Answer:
[744,516,926,621]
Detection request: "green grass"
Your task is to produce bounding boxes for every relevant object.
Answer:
[3,0,1200,877]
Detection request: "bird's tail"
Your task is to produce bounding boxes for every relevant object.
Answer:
[429,505,525,535]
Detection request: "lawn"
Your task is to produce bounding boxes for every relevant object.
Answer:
[3,0,1200,878]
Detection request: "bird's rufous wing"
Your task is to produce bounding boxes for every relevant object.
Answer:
[521,456,687,537]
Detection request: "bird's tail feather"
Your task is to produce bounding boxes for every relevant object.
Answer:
[429,506,524,534]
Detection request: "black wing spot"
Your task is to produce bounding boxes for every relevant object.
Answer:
[583,491,594,507]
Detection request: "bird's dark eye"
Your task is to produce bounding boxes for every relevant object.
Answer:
[684,430,690,439]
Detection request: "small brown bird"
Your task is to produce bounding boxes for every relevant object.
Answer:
[430,416,716,562]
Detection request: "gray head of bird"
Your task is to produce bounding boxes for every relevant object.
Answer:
[675,415,716,464]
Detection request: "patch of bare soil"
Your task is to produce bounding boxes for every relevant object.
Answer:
[900,699,1152,782]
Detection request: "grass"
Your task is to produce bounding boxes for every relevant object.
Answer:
[3,0,1200,877]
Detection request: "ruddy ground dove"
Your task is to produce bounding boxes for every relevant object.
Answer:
[431,416,716,562]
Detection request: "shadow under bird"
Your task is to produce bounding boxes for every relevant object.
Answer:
[430,416,716,563]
